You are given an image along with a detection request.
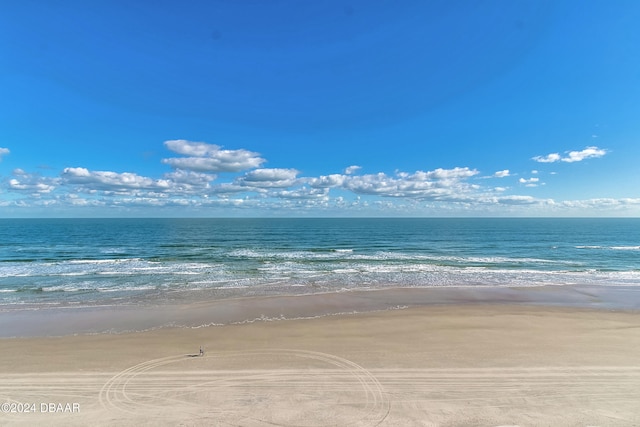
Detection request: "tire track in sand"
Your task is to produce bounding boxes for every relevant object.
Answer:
[98,349,389,426]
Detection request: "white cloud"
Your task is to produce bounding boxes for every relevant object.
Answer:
[0,147,9,161]
[9,179,56,194]
[307,174,347,188]
[409,167,478,181]
[162,140,265,172]
[4,137,638,216]
[496,195,538,205]
[555,198,640,214]
[163,170,216,185]
[344,165,361,175]
[62,167,172,192]
[344,173,404,196]
[7,169,57,194]
[343,167,479,200]
[164,140,219,157]
[162,170,216,193]
[563,146,607,162]
[518,177,540,187]
[236,168,299,188]
[533,146,607,163]
[272,187,329,200]
[519,177,539,183]
[532,152,561,163]
[207,182,251,195]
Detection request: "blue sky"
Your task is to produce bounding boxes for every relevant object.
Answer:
[1,0,639,217]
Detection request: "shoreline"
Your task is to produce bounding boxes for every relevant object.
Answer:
[2,284,640,338]
[1,301,639,425]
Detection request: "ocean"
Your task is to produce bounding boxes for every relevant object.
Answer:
[1,218,639,310]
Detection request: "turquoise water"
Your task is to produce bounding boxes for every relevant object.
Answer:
[1,218,639,308]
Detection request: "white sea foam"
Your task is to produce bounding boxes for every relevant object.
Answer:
[577,245,640,251]
[37,285,89,292]
[3,218,639,309]
[67,258,143,264]
[332,268,360,274]
[227,248,577,268]
[97,285,156,292]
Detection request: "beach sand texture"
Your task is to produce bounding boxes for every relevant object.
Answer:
[2,304,640,426]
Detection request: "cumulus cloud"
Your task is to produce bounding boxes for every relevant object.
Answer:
[62,167,171,192]
[8,179,56,194]
[556,198,640,213]
[496,195,538,205]
[207,182,251,195]
[4,137,637,216]
[162,170,216,193]
[563,146,608,162]
[399,167,478,181]
[272,187,329,200]
[344,165,361,175]
[162,140,265,172]
[343,167,479,200]
[236,168,299,188]
[164,140,219,157]
[533,146,607,163]
[7,169,57,194]
[163,170,215,185]
[0,147,9,161]
[519,177,540,187]
[307,174,347,188]
[532,152,561,163]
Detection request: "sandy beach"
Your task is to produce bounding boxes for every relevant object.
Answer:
[2,290,640,426]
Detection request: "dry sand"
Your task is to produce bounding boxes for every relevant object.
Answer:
[1,303,640,426]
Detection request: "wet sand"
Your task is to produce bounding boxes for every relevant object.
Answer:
[1,288,640,426]
[2,284,639,338]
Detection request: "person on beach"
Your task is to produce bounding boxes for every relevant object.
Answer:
[199,346,204,357]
